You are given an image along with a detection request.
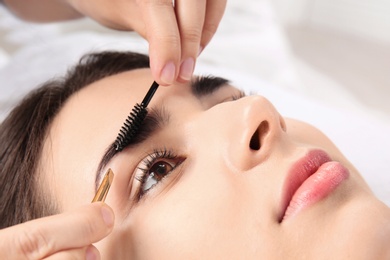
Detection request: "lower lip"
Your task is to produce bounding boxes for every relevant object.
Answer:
[283,161,349,220]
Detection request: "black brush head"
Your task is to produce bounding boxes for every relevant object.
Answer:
[114,81,159,152]
[114,103,148,151]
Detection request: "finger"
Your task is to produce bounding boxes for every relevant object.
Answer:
[0,202,114,259]
[175,0,206,82]
[200,0,227,53]
[139,0,181,86]
[44,245,100,260]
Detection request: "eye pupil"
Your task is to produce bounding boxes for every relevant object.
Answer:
[150,161,173,180]
[137,152,185,199]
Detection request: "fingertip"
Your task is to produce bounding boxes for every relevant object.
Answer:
[178,57,195,82]
[99,203,114,228]
[86,245,101,260]
[149,56,178,86]
[160,62,176,85]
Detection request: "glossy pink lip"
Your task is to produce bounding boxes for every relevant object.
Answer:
[279,150,349,222]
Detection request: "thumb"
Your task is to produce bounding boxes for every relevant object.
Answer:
[0,202,114,259]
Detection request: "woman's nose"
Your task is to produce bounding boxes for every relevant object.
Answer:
[200,95,286,171]
[226,96,286,171]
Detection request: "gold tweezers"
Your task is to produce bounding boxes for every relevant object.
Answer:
[91,168,114,202]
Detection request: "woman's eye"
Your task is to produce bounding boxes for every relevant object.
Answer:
[142,160,174,192]
[134,149,185,201]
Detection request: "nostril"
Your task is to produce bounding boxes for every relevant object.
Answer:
[249,121,269,150]
[249,129,260,150]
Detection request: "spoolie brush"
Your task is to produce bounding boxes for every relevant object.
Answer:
[114,81,159,151]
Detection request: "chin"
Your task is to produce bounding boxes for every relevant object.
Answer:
[333,191,390,258]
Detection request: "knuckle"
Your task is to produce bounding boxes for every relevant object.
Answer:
[163,33,181,45]
[150,32,181,50]
[17,228,53,259]
[182,28,202,43]
[203,21,219,37]
[137,0,173,7]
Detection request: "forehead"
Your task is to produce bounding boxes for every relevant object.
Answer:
[53,68,154,158]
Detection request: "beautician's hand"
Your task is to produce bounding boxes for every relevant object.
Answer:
[0,202,114,259]
[3,0,227,85]
[67,0,227,85]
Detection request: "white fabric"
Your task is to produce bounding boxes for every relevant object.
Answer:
[0,1,389,205]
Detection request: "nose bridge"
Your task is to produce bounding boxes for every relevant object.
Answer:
[188,96,286,172]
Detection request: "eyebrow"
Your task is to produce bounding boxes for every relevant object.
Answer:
[191,75,230,97]
[94,75,230,189]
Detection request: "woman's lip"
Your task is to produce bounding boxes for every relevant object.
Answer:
[279,150,349,222]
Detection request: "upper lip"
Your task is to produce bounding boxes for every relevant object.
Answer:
[279,149,331,222]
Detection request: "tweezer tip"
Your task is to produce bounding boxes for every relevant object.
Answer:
[92,168,114,203]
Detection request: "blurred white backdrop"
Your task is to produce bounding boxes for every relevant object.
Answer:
[271,0,390,118]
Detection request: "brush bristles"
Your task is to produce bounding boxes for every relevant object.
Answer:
[114,103,147,151]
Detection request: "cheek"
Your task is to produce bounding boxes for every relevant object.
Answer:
[136,176,234,255]
[130,171,242,257]
[126,163,279,258]
[285,119,341,156]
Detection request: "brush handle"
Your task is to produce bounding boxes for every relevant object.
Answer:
[141,81,159,107]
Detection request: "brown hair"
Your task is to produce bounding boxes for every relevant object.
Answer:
[0,51,150,228]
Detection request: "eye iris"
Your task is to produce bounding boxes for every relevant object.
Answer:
[150,161,173,180]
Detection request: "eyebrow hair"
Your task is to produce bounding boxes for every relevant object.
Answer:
[191,76,230,97]
[94,75,230,189]
[95,106,170,189]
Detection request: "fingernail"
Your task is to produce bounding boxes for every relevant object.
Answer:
[86,245,99,260]
[161,62,176,85]
[179,58,195,81]
[101,205,114,227]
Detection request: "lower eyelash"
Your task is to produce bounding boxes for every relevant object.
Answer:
[133,148,182,200]
[135,160,185,203]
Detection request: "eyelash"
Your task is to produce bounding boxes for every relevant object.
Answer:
[134,148,184,201]
[231,91,247,101]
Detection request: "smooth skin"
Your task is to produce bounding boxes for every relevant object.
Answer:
[3,0,227,85]
[36,69,389,259]
[0,68,389,258]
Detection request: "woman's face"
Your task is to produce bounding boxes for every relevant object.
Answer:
[41,69,390,258]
